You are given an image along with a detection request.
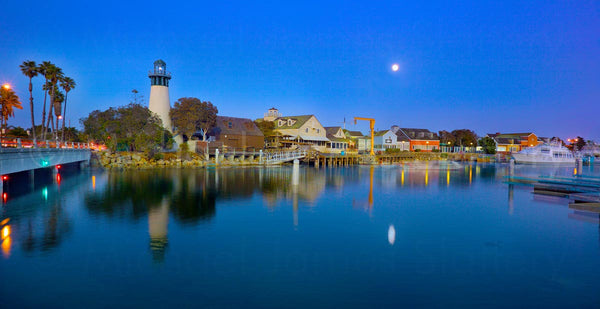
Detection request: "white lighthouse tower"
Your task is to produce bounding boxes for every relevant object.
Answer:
[148,59,172,131]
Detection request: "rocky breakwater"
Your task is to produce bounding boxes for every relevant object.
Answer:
[97,151,261,169]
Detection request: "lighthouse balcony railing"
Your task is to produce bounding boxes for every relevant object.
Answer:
[148,70,172,77]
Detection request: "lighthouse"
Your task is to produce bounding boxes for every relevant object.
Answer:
[148,59,172,131]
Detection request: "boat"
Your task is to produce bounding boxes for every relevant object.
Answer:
[511,142,575,164]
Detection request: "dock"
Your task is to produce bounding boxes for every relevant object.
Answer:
[505,174,600,211]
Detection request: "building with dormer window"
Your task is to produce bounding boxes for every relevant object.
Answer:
[268,113,329,151]
[324,127,349,153]
[397,128,440,152]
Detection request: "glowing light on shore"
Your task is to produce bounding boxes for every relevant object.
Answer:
[2,84,10,90]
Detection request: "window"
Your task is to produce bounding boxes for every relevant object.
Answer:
[228,122,232,129]
[317,129,320,133]
[288,119,293,126]
[305,128,309,133]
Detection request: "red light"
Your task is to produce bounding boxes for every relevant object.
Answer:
[1,176,7,181]
[56,165,61,169]
[2,193,6,202]
[56,174,61,184]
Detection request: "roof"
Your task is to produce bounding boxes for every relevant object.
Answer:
[328,137,348,143]
[395,131,410,142]
[399,128,439,141]
[487,132,535,138]
[374,130,391,137]
[324,126,342,135]
[495,137,519,145]
[345,130,363,137]
[274,115,314,129]
[291,135,330,142]
[487,132,536,145]
[210,116,264,137]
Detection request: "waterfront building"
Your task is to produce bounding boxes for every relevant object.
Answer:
[373,129,398,152]
[208,116,264,150]
[357,136,372,153]
[486,132,542,153]
[397,128,440,152]
[391,125,410,151]
[148,60,172,132]
[324,127,349,153]
[343,130,363,149]
[263,107,282,122]
[268,112,330,151]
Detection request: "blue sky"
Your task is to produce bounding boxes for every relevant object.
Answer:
[1,0,598,140]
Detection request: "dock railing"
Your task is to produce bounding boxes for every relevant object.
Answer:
[263,150,307,164]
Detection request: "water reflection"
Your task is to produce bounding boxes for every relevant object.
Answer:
[84,168,331,261]
[1,163,595,262]
[388,224,395,245]
[1,222,11,258]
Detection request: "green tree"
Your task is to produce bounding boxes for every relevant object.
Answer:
[438,130,456,146]
[574,136,586,151]
[59,76,75,142]
[254,119,275,136]
[0,87,23,136]
[8,126,29,138]
[478,136,497,154]
[20,60,38,140]
[82,103,173,152]
[170,97,218,141]
[61,127,83,142]
[451,129,478,147]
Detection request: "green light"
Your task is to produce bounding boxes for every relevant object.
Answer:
[41,160,49,167]
[43,187,48,200]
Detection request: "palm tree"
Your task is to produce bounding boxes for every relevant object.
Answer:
[20,60,38,140]
[59,76,75,142]
[44,64,63,140]
[0,87,23,138]
[38,61,52,140]
[53,89,65,136]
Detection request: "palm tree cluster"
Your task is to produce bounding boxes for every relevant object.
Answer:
[0,85,23,137]
[19,60,76,142]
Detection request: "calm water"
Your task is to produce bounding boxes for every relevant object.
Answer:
[1,162,599,308]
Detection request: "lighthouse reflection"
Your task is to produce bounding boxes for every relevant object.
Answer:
[79,164,506,261]
[84,168,327,261]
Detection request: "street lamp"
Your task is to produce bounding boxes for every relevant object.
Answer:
[2,84,10,90]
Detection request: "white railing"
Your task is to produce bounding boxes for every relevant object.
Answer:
[263,150,307,164]
[0,137,92,150]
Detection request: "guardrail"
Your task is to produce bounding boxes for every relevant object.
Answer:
[0,137,92,150]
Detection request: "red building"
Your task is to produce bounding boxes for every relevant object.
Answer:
[397,128,440,152]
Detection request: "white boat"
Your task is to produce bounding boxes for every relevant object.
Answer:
[511,143,575,164]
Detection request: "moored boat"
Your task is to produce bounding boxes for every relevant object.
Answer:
[512,143,575,164]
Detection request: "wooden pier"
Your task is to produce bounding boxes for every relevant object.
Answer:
[505,174,600,212]
[309,153,361,168]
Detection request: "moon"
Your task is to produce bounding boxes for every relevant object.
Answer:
[391,64,399,72]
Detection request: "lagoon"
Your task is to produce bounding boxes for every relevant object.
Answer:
[1,162,599,308]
